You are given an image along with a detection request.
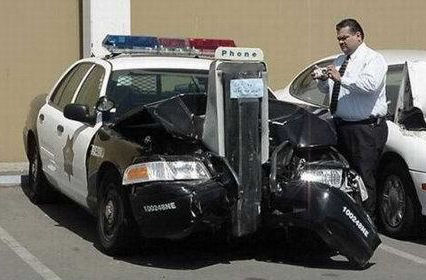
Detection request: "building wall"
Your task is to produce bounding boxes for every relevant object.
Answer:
[0,0,80,162]
[131,0,426,89]
[2,0,426,161]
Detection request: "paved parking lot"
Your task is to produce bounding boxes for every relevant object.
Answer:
[1,179,426,280]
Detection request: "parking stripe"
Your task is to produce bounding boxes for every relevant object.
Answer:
[0,225,62,280]
[0,175,21,186]
[380,243,426,265]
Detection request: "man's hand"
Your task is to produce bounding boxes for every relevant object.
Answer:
[311,65,328,80]
[327,65,341,82]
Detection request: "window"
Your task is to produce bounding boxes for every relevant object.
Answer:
[74,65,106,115]
[50,63,92,111]
[385,64,404,117]
[106,70,208,116]
[289,59,333,107]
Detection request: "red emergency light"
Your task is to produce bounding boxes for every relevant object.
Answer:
[188,38,236,52]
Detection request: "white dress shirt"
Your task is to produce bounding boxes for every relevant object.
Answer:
[319,43,388,121]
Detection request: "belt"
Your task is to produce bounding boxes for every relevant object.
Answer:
[334,116,386,126]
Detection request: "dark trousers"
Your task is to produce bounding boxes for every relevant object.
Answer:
[336,119,388,219]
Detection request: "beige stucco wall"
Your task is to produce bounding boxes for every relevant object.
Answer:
[0,0,80,162]
[2,0,426,161]
[132,0,426,88]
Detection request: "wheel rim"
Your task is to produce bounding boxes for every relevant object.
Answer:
[29,148,39,188]
[101,189,121,241]
[381,174,406,228]
[105,200,115,225]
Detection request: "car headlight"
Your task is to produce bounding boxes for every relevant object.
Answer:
[123,160,211,185]
[300,168,343,189]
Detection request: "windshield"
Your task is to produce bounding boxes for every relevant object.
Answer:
[106,69,208,117]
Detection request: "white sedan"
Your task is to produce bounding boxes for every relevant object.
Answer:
[275,50,426,238]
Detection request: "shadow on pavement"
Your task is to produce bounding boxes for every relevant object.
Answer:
[117,231,374,271]
[21,175,97,244]
[21,175,374,271]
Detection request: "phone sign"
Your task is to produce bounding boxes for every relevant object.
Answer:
[230,78,264,99]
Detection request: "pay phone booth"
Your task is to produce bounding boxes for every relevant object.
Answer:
[203,47,268,237]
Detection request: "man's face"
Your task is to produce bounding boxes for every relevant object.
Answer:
[336,26,363,55]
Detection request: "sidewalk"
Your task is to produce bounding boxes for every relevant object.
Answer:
[0,162,28,186]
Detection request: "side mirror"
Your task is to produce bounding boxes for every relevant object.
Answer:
[96,96,115,112]
[399,106,426,130]
[63,104,96,124]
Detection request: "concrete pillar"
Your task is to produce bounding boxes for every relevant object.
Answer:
[82,0,130,57]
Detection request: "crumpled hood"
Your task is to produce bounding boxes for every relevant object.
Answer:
[114,95,337,148]
[114,94,205,141]
[268,99,337,148]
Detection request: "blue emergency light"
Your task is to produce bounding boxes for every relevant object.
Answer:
[103,35,159,50]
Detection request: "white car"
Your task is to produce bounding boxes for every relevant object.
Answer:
[275,50,426,238]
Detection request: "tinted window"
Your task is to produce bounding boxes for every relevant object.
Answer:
[106,70,208,116]
[50,63,92,110]
[289,59,333,107]
[386,64,404,117]
[74,65,106,115]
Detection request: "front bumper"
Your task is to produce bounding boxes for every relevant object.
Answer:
[128,179,230,239]
[270,181,381,266]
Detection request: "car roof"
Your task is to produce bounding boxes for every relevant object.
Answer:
[104,56,213,71]
[312,49,426,66]
[379,49,426,65]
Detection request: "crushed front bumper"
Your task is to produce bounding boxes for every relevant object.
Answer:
[128,179,230,239]
[270,181,381,266]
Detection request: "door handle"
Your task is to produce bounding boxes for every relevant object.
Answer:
[57,125,64,133]
[39,114,44,122]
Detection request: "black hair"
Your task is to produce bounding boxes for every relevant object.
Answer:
[336,18,364,40]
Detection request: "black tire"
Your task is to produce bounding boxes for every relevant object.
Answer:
[23,143,56,204]
[378,162,422,238]
[97,172,138,255]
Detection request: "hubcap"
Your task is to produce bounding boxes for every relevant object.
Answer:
[30,151,38,184]
[381,175,406,227]
[104,200,115,225]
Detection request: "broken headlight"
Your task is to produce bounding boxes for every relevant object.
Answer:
[300,168,343,189]
[122,160,211,185]
[344,170,368,201]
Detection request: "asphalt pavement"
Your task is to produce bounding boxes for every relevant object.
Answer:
[1,166,426,280]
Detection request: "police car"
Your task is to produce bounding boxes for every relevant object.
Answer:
[23,35,380,266]
[275,51,426,238]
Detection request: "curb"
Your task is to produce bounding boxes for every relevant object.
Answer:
[0,162,28,187]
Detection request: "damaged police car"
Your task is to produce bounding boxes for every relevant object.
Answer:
[23,35,380,267]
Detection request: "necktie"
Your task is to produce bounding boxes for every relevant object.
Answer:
[329,55,350,114]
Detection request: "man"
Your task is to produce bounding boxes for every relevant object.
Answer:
[312,18,388,221]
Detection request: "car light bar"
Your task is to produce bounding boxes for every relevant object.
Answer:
[102,35,236,57]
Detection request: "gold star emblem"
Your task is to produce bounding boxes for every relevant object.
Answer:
[62,135,74,180]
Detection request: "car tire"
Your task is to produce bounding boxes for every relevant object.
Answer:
[378,162,422,238]
[23,143,56,204]
[97,172,138,256]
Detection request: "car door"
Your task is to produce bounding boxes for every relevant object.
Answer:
[37,62,93,186]
[385,64,404,120]
[394,62,426,128]
[288,59,334,107]
[57,62,110,207]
